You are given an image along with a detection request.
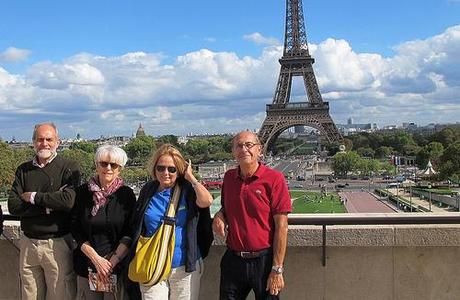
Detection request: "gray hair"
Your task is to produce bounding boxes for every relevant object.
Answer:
[232,130,261,147]
[94,145,128,168]
[32,122,59,141]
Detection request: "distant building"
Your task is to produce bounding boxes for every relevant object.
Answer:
[93,136,131,147]
[337,118,377,136]
[178,136,189,145]
[198,161,237,180]
[136,123,146,137]
[294,126,306,134]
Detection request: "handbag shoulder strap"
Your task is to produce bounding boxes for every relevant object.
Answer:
[165,184,182,219]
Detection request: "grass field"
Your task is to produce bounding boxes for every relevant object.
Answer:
[291,191,347,213]
[209,190,346,214]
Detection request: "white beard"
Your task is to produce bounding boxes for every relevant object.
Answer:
[36,149,56,160]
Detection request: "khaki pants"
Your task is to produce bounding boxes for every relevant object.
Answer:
[140,259,203,300]
[19,235,76,300]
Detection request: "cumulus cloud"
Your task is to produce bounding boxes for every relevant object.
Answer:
[243,32,280,46]
[0,47,31,63]
[1,25,460,140]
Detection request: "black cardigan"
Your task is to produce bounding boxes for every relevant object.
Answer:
[8,155,80,239]
[71,183,136,278]
[130,178,213,273]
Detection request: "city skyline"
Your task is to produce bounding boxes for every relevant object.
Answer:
[1,0,460,140]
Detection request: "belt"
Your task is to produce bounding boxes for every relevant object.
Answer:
[230,248,271,259]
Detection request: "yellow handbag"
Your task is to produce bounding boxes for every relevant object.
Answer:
[128,185,181,286]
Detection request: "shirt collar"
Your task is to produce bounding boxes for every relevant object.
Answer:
[236,162,266,180]
[32,152,57,168]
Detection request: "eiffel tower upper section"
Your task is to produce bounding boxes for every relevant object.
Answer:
[258,0,342,154]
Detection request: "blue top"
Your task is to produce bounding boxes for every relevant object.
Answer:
[144,188,188,268]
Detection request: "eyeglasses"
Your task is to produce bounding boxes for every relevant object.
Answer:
[97,161,120,169]
[234,142,260,150]
[155,165,177,173]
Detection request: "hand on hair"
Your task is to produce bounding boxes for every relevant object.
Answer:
[184,159,197,183]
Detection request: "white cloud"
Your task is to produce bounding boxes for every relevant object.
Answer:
[0,47,31,63]
[1,25,460,140]
[243,32,280,46]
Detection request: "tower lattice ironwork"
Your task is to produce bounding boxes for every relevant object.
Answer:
[258,0,342,154]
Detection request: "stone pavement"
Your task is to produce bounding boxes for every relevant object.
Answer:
[339,191,396,213]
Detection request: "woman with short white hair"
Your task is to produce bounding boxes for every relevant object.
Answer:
[71,145,136,300]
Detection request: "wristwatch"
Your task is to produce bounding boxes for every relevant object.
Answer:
[271,265,284,274]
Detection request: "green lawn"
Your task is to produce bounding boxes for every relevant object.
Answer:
[291,191,347,213]
[209,190,346,214]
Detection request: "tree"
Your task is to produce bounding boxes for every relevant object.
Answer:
[433,127,460,148]
[356,158,380,176]
[349,134,370,149]
[438,142,460,180]
[383,131,416,154]
[331,151,360,177]
[61,148,95,182]
[416,142,444,168]
[122,166,150,185]
[324,142,341,156]
[156,135,179,147]
[356,147,375,158]
[0,142,15,191]
[342,138,353,151]
[380,161,396,175]
[124,135,156,166]
[375,146,393,159]
[0,143,34,192]
[70,141,97,153]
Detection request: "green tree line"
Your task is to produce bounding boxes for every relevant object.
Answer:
[0,135,234,191]
[329,126,460,181]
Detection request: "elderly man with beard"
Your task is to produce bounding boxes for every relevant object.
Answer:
[8,122,81,300]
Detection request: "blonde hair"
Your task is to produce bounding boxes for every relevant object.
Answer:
[147,144,187,180]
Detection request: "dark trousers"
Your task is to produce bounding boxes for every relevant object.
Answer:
[219,249,280,300]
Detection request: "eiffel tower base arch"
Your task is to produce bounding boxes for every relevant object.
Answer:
[258,103,342,155]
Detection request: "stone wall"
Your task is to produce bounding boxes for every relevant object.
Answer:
[2,222,460,300]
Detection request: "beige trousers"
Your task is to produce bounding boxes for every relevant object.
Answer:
[19,235,76,300]
[139,259,203,300]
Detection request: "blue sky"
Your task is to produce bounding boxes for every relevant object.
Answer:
[1,0,460,140]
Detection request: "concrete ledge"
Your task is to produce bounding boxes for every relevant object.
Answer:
[2,223,460,299]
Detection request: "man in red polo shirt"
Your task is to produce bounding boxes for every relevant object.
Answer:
[213,130,291,299]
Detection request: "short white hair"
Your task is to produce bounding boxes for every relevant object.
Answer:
[94,145,128,167]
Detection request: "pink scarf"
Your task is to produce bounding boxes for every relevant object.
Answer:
[88,177,124,216]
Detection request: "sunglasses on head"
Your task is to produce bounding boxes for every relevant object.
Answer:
[155,165,177,173]
[97,161,120,169]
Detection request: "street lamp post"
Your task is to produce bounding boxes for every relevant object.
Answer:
[409,185,412,212]
[428,184,432,212]
[456,192,460,212]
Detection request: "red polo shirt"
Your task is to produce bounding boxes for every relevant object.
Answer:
[222,163,292,252]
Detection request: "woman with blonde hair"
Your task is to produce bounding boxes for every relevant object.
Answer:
[71,145,136,299]
[129,144,213,300]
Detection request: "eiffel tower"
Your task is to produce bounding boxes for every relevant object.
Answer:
[258,0,342,154]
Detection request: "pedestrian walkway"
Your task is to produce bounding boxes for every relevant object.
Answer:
[339,191,396,213]
[386,188,447,213]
